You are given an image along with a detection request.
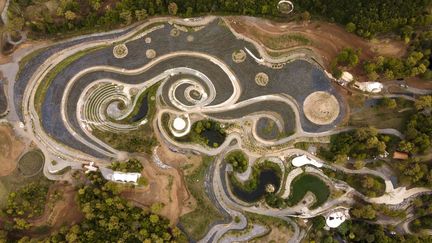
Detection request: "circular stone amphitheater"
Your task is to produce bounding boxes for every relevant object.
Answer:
[303,91,340,125]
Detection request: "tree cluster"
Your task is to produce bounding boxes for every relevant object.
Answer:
[225,150,248,173]
[34,172,183,242]
[319,127,390,163]
[8,0,284,37]
[363,51,428,81]
[398,96,432,154]
[109,158,144,173]
[331,48,361,78]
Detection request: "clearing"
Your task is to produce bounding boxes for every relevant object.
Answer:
[0,124,25,177]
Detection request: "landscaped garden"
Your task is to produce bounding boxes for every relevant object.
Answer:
[286,174,330,209]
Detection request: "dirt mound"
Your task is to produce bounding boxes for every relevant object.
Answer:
[0,124,25,176]
[120,155,196,225]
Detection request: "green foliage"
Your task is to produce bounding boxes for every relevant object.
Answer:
[363,52,428,80]
[180,156,223,240]
[109,158,143,173]
[379,97,397,109]
[286,174,330,209]
[178,119,226,148]
[323,168,385,197]
[225,150,248,173]
[336,48,360,67]
[229,160,282,193]
[319,127,389,162]
[331,48,360,78]
[40,172,183,242]
[400,112,432,154]
[296,0,432,38]
[4,181,50,219]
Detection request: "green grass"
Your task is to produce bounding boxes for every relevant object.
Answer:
[287,174,330,209]
[179,156,223,241]
[34,45,107,116]
[349,97,415,131]
[18,150,45,176]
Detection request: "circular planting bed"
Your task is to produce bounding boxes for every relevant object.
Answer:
[303,91,340,125]
[232,50,246,63]
[18,150,45,177]
[170,28,180,37]
[255,72,269,86]
[113,44,128,58]
[187,35,194,42]
[146,49,156,59]
[277,0,294,14]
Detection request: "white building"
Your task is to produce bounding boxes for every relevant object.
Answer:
[354,81,383,93]
[110,171,141,184]
[291,155,323,168]
[338,71,354,86]
[326,210,347,228]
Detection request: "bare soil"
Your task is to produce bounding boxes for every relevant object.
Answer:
[120,155,196,225]
[29,183,83,236]
[252,224,293,243]
[0,124,25,176]
[226,17,406,81]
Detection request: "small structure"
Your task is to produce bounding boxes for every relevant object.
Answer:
[353,81,383,93]
[83,161,98,174]
[326,210,347,228]
[110,171,141,184]
[173,117,186,131]
[393,151,409,160]
[291,155,323,168]
[337,71,353,86]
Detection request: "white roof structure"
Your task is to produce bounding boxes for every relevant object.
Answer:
[341,71,353,83]
[173,117,186,131]
[291,155,323,168]
[111,171,141,184]
[354,81,383,93]
[326,211,347,228]
[84,162,98,174]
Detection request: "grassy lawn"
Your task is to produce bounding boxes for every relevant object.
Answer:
[349,97,415,131]
[18,150,45,176]
[287,174,330,209]
[179,156,223,241]
[248,27,311,50]
[34,45,107,116]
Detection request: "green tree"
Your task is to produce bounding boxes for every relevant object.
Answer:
[346,22,356,33]
[168,2,178,16]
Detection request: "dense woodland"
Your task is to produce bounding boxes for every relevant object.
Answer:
[25,173,180,242]
[7,0,432,79]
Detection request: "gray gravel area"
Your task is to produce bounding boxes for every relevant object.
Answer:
[18,18,346,157]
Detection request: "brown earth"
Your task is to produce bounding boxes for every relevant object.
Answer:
[30,183,83,228]
[0,124,25,176]
[120,155,196,225]
[251,224,293,243]
[226,16,406,81]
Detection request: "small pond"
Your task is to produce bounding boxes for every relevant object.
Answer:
[129,94,149,122]
[230,169,281,203]
[202,128,225,147]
